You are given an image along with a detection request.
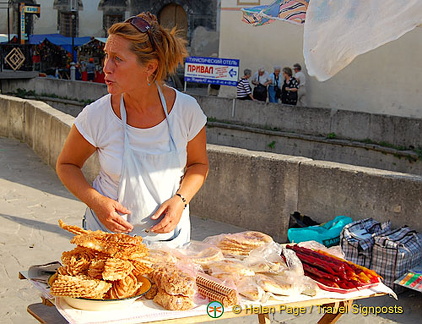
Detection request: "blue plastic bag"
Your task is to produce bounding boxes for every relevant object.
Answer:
[288,215,353,247]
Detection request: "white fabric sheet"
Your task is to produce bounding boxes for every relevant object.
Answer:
[304,0,422,81]
[54,282,396,324]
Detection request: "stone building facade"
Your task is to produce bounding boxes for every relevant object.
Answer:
[0,0,219,57]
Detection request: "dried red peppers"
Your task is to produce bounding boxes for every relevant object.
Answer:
[286,245,381,289]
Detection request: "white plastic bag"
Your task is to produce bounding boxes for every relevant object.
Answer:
[304,0,422,81]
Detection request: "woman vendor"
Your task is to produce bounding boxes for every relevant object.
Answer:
[56,12,209,247]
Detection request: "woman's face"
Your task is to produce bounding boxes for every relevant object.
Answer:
[274,69,281,76]
[103,34,148,94]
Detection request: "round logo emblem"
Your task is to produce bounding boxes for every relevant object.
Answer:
[207,301,224,318]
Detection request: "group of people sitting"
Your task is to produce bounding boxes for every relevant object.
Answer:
[236,64,306,106]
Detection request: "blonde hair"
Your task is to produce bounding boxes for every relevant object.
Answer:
[107,12,187,84]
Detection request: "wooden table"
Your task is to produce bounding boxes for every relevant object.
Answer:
[24,289,385,324]
[21,269,387,324]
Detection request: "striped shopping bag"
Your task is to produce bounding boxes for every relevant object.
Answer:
[340,218,391,268]
[371,227,422,289]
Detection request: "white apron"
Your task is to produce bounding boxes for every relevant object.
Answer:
[83,85,190,248]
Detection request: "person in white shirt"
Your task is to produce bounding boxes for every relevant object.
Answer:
[293,63,307,107]
[56,12,208,248]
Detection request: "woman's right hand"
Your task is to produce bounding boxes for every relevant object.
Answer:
[91,196,133,233]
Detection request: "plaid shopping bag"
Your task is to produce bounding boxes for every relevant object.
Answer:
[340,218,391,268]
[371,227,422,289]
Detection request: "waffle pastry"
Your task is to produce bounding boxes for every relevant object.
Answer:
[102,258,134,281]
[205,231,273,258]
[187,246,225,265]
[106,272,143,299]
[50,274,111,299]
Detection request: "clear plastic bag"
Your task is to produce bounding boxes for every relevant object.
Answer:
[202,258,255,281]
[235,276,265,301]
[297,240,345,259]
[244,242,287,274]
[254,247,317,300]
[173,241,225,265]
[203,231,273,259]
[151,262,197,297]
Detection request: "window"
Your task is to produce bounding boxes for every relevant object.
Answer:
[98,0,127,36]
[59,11,78,37]
[104,13,124,32]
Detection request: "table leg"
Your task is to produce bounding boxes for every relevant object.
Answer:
[258,313,271,324]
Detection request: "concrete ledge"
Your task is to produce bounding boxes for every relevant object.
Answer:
[1,94,421,239]
[3,78,422,148]
[0,95,99,183]
[206,122,422,175]
[297,161,422,231]
[191,145,311,242]
[196,95,422,148]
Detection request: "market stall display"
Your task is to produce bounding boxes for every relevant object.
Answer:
[21,220,396,324]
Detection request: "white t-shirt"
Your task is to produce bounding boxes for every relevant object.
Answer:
[252,71,271,85]
[74,90,207,200]
[294,71,306,88]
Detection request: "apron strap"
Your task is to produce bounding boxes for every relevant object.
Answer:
[157,83,177,150]
[119,84,178,151]
[119,95,129,150]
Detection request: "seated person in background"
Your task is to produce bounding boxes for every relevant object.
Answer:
[251,67,271,102]
[237,69,254,100]
[281,67,299,106]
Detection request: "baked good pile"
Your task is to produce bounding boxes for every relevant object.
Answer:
[50,220,152,300]
[49,221,381,312]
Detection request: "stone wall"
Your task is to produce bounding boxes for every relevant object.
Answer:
[2,94,421,241]
[3,77,421,148]
[2,77,422,176]
[195,96,422,149]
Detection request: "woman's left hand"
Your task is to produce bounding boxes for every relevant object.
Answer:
[149,196,185,233]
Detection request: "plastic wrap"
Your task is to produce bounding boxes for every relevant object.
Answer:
[172,241,225,265]
[196,273,238,306]
[148,256,201,310]
[244,242,287,274]
[235,276,265,301]
[143,246,178,266]
[202,258,255,281]
[297,240,344,259]
[203,231,273,259]
[150,259,198,297]
[282,247,304,277]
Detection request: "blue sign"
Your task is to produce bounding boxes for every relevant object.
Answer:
[184,56,240,87]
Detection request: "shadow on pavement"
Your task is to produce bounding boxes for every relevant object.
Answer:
[0,137,79,201]
[0,214,74,239]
